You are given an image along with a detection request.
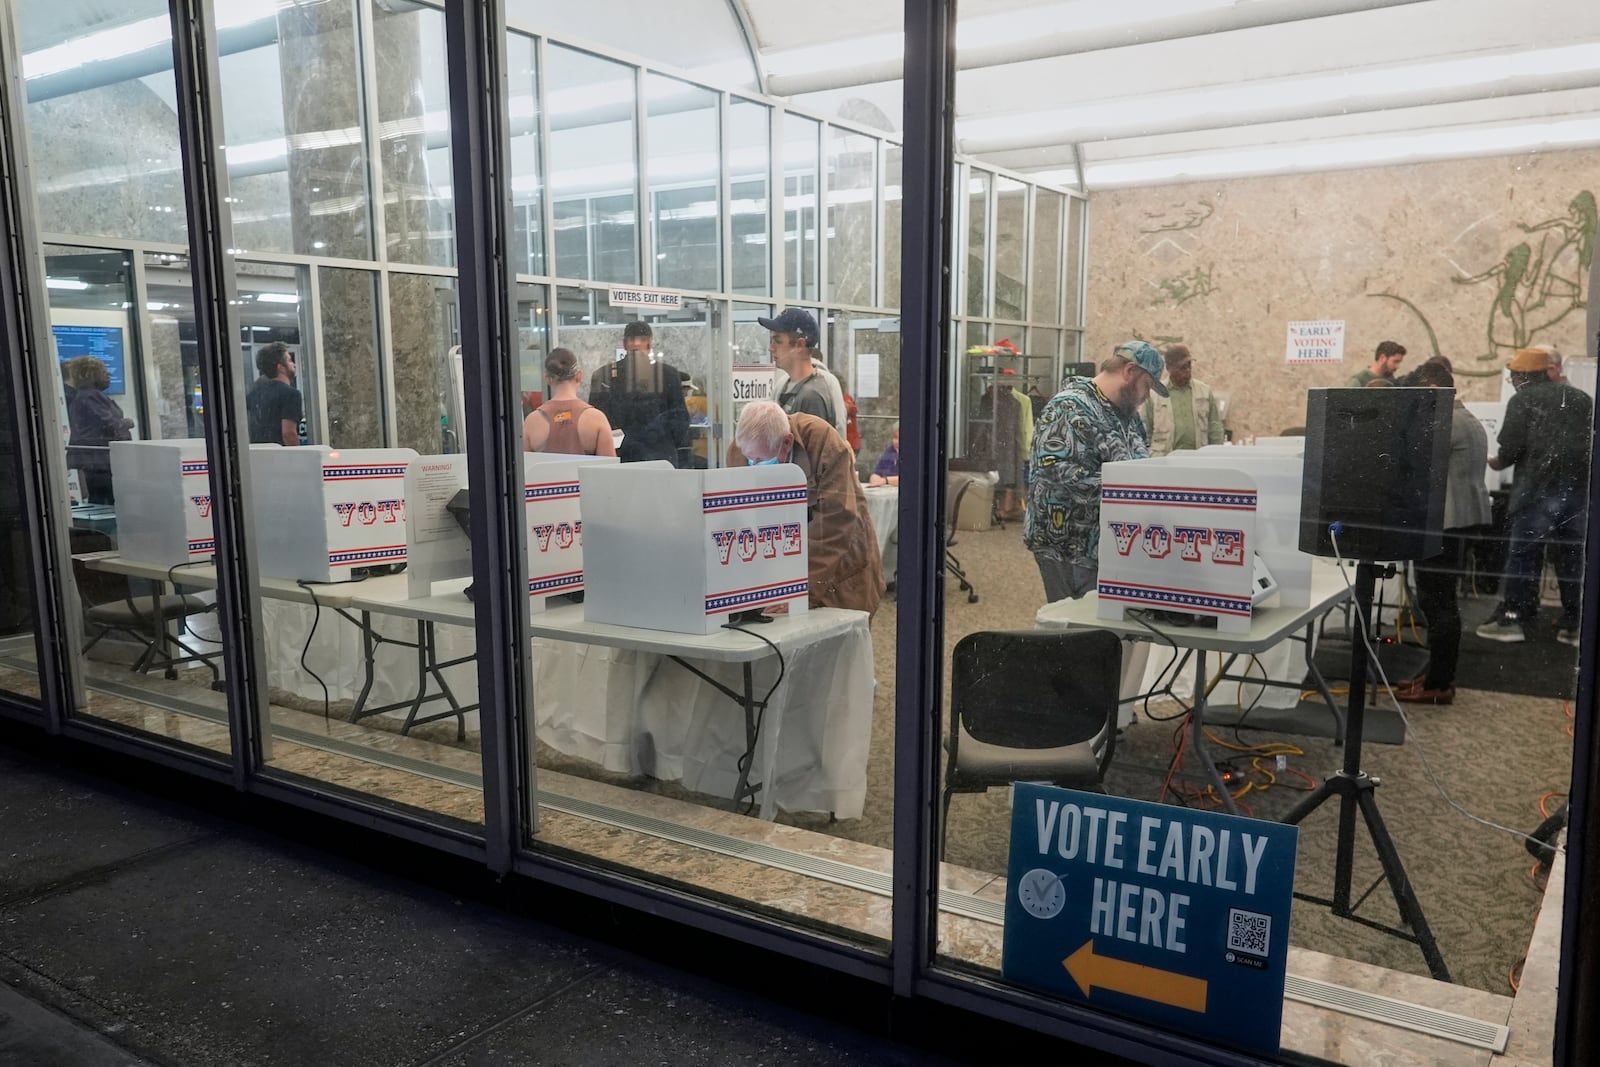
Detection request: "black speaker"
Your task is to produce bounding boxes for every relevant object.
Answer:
[1299,387,1451,561]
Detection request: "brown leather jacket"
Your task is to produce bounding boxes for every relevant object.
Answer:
[728,413,885,616]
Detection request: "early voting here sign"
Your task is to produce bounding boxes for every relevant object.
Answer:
[1002,785,1298,1056]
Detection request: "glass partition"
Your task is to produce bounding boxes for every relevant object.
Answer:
[507,34,547,277]
[729,99,771,297]
[883,144,903,310]
[1030,189,1063,325]
[826,126,878,308]
[319,267,385,449]
[965,169,991,317]
[547,45,640,286]
[647,76,720,293]
[993,177,1027,321]
[371,0,454,267]
[783,114,820,302]
[1064,196,1085,327]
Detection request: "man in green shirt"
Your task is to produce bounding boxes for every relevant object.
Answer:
[1142,344,1225,456]
[1347,340,1406,387]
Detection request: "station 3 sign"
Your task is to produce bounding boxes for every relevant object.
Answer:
[1002,785,1298,1056]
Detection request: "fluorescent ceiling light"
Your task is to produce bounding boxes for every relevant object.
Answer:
[960,42,1600,146]
[256,293,300,303]
[1078,115,1600,187]
[762,0,1241,79]
[45,278,89,290]
[23,1,292,81]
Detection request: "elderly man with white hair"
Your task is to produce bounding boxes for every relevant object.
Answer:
[729,400,885,616]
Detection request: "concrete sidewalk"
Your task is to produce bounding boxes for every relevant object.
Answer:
[0,735,966,1067]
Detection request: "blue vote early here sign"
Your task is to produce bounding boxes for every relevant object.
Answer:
[1001,784,1299,1057]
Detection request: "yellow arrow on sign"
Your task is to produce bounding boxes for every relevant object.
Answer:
[1063,940,1209,1013]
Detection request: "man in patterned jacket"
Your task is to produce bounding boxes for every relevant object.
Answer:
[1024,341,1166,601]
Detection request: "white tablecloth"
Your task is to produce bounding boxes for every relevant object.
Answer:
[862,484,898,577]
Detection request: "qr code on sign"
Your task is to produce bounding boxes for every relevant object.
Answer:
[1228,908,1271,957]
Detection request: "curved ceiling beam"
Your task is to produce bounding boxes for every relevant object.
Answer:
[764,0,1434,97]
[723,0,769,95]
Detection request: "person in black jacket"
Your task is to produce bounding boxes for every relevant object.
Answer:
[586,321,690,465]
[64,356,133,504]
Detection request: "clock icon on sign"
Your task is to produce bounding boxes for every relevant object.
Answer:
[1017,867,1067,919]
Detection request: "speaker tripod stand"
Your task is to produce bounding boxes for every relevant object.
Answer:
[1281,559,1450,982]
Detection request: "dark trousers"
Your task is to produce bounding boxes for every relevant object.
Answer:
[1498,489,1586,622]
[1414,532,1467,689]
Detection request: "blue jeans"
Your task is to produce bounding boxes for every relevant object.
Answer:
[1035,554,1098,602]
[1497,489,1586,622]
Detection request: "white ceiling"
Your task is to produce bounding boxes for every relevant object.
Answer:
[735,0,1600,188]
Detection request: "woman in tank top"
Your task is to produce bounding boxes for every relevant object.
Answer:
[522,348,618,457]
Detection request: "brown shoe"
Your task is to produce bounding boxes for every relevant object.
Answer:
[1395,683,1454,705]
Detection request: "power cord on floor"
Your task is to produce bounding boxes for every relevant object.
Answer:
[1329,529,1565,857]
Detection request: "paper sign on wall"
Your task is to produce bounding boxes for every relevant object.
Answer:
[608,287,683,310]
[1285,320,1345,364]
[732,363,779,403]
[856,353,880,399]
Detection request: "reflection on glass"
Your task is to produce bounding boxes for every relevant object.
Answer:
[883,145,902,311]
[320,266,384,448]
[648,75,720,293]
[0,263,39,697]
[372,0,454,267]
[236,263,309,443]
[729,100,770,296]
[19,1,186,245]
[993,178,1027,321]
[508,34,547,276]
[218,0,374,260]
[827,127,878,308]
[783,114,820,301]
[1031,190,1063,325]
[547,45,639,285]
[1065,197,1085,326]
[515,283,551,421]
[388,274,457,454]
[966,170,991,317]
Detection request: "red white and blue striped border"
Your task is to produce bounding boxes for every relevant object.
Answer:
[525,481,580,502]
[181,461,209,476]
[187,538,215,555]
[1102,484,1256,510]
[706,579,808,614]
[702,486,807,514]
[529,570,582,595]
[328,545,407,567]
[1098,579,1253,617]
[323,464,407,481]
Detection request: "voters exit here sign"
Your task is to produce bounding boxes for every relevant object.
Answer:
[1001,785,1298,1057]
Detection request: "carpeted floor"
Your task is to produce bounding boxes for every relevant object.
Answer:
[792,523,1575,995]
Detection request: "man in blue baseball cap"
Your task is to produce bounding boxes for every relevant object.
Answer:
[1024,340,1165,601]
[758,307,846,434]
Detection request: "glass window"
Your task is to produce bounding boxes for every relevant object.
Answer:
[546,46,640,285]
[1030,189,1064,325]
[883,145,902,311]
[826,127,878,308]
[1064,196,1085,327]
[218,0,374,260]
[507,34,546,277]
[783,114,820,302]
[647,76,720,293]
[993,177,1027,321]
[0,348,36,700]
[371,0,454,267]
[320,267,385,448]
[515,283,551,422]
[388,273,459,455]
[19,1,187,245]
[966,169,991,317]
[729,100,771,297]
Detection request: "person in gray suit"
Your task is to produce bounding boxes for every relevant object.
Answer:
[1394,358,1491,704]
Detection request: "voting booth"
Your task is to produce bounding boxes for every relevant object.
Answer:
[110,439,215,565]
[524,453,621,611]
[252,446,418,582]
[579,465,809,635]
[1096,460,1261,634]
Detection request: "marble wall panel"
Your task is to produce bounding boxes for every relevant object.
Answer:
[320,266,383,448]
[147,317,190,441]
[1084,149,1600,438]
[386,272,446,455]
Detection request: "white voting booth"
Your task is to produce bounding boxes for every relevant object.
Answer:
[524,454,621,610]
[251,446,418,582]
[110,440,215,565]
[579,464,810,635]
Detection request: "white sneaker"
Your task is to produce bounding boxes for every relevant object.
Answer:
[1475,616,1526,643]
[1557,627,1580,647]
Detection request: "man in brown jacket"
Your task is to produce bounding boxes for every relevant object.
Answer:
[728,401,885,616]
